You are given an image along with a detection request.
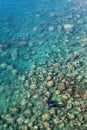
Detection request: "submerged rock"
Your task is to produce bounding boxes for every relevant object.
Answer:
[63,23,74,32]
[47,80,54,87]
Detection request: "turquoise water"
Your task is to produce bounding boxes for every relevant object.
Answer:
[0,0,87,129]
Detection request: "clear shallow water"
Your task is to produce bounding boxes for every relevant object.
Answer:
[0,0,87,130]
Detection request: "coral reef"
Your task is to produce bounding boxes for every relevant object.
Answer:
[0,0,87,129]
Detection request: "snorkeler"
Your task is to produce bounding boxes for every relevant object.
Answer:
[45,97,66,109]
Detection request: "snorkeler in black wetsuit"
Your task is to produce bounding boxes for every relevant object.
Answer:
[47,100,66,109]
[46,99,66,109]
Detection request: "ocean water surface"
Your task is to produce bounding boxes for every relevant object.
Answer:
[0,0,87,129]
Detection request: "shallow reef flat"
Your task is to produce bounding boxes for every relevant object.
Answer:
[0,0,87,130]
